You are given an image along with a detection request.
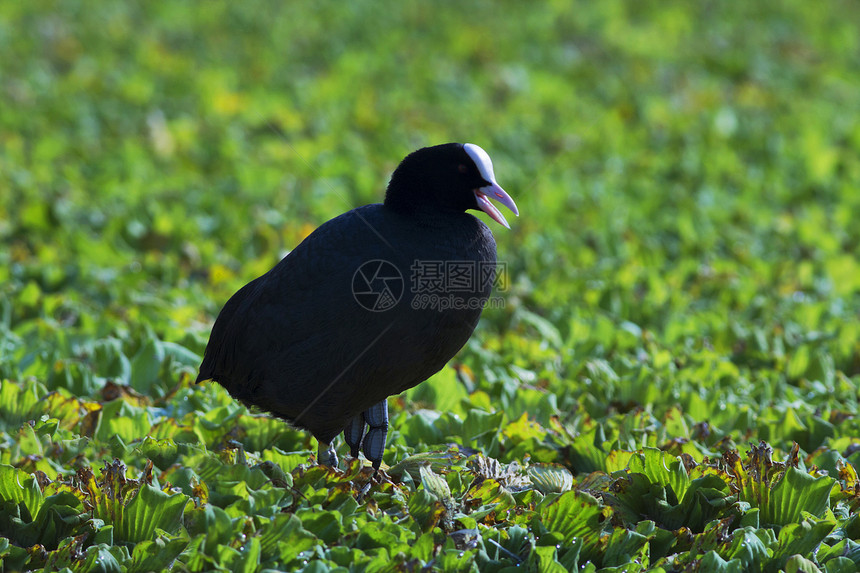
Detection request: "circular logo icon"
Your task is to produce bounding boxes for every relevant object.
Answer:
[352,259,404,312]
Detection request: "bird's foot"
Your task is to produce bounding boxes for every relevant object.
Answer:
[344,413,366,459]
[317,442,338,468]
[361,400,389,472]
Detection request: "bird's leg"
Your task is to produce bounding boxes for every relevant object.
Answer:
[317,441,338,468]
[343,413,367,458]
[361,400,389,471]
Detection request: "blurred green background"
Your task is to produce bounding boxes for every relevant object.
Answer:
[3,0,859,414]
[2,0,860,568]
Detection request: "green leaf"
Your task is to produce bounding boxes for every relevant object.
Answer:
[0,490,85,549]
[513,308,563,349]
[95,399,152,444]
[83,464,189,543]
[118,484,189,541]
[404,365,469,416]
[233,536,262,573]
[528,464,573,494]
[602,524,651,568]
[0,537,30,571]
[698,550,744,573]
[537,490,608,557]
[130,334,165,395]
[817,539,860,568]
[298,508,344,544]
[770,518,836,571]
[627,447,692,501]
[824,557,858,573]
[721,526,770,570]
[784,554,823,573]
[262,513,318,564]
[410,531,436,563]
[729,448,835,526]
[0,464,43,518]
[764,467,835,525]
[184,504,232,545]
[567,426,610,473]
[528,545,567,573]
[408,488,447,532]
[388,448,464,480]
[420,464,452,501]
[138,436,181,469]
[0,379,45,429]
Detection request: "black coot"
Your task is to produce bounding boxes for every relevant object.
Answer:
[196,143,518,470]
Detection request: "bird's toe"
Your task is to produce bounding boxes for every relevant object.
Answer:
[317,441,338,468]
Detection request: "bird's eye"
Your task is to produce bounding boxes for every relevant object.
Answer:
[458,164,468,174]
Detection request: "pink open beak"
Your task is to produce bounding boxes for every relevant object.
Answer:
[475,183,519,229]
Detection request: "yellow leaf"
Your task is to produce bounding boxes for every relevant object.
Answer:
[209,263,235,285]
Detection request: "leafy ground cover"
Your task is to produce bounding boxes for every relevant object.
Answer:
[2,0,860,571]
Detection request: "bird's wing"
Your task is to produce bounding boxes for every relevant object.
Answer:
[197,205,398,389]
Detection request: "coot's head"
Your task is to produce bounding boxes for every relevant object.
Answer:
[384,143,519,228]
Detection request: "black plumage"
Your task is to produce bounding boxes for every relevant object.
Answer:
[196,143,518,469]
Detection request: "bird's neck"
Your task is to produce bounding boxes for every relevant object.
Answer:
[383,199,466,227]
